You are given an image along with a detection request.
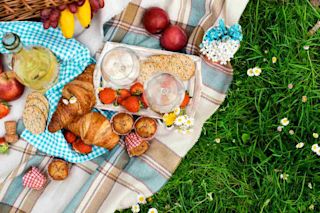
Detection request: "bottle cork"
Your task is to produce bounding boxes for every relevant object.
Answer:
[5,134,19,143]
[5,121,17,135]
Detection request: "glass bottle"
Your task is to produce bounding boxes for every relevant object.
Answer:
[2,32,59,93]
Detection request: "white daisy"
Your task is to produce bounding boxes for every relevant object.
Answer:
[313,133,319,139]
[173,107,181,115]
[280,173,289,181]
[247,68,254,77]
[184,117,194,127]
[296,142,304,149]
[311,144,319,152]
[289,130,294,135]
[277,126,283,132]
[302,96,308,103]
[287,83,293,89]
[131,204,140,213]
[308,182,313,189]
[214,138,221,144]
[175,115,186,126]
[148,208,158,213]
[316,149,320,156]
[303,45,310,50]
[280,118,289,126]
[253,67,262,76]
[309,204,314,210]
[137,194,146,204]
[272,57,277,64]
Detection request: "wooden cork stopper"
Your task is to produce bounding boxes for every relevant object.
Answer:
[5,134,19,143]
[5,121,17,135]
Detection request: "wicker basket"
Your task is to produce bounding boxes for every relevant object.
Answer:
[0,0,76,21]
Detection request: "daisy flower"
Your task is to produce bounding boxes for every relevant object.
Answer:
[316,149,320,156]
[280,118,289,126]
[287,83,293,89]
[289,130,294,135]
[253,67,262,76]
[280,173,289,181]
[184,116,194,127]
[277,126,283,132]
[296,142,304,149]
[163,113,176,127]
[175,115,186,126]
[131,204,140,213]
[247,68,254,77]
[272,56,277,63]
[308,182,313,189]
[148,208,158,213]
[313,133,319,139]
[309,204,314,210]
[311,144,319,152]
[302,96,307,103]
[215,138,221,143]
[137,194,146,204]
[303,45,310,50]
[173,107,181,115]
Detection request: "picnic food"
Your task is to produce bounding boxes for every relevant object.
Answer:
[63,130,77,144]
[0,71,24,101]
[138,54,195,82]
[111,113,134,135]
[72,139,93,154]
[0,101,10,119]
[0,54,3,73]
[76,0,91,28]
[59,8,75,38]
[48,160,69,180]
[143,7,169,34]
[140,93,149,108]
[66,112,120,150]
[48,64,96,133]
[99,88,116,104]
[0,137,9,154]
[125,132,149,156]
[180,92,190,108]
[130,82,144,96]
[134,117,157,139]
[23,167,47,190]
[23,92,49,135]
[117,89,131,105]
[4,120,19,143]
[160,25,188,51]
[122,96,140,113]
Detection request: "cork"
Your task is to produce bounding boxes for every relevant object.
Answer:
[5,121,17,135]
[5,134,19,143]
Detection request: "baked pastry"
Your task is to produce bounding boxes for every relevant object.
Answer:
[111,113,134,135]
[48,64,96,133]
[48,159,69,181]
[125,132,149,156]
[66,112,120,150]
[134,117,157,139]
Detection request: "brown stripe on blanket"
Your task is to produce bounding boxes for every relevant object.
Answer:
[143,138,182,174]
[0,202,25,213]
[201,91,223,105]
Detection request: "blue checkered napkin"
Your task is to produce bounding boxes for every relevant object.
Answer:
[0,21,114,163]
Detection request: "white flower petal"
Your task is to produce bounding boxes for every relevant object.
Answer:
[280,118,289,126]
[148,208,158,213]
[137,194,146,204]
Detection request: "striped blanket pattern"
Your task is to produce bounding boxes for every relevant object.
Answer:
[0,0,247,212]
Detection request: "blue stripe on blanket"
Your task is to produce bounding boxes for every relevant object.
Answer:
[188,1,206,26]
[2,155,45,205]
[124,158,167,193]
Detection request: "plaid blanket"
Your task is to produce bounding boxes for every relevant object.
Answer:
[0,0,248,212]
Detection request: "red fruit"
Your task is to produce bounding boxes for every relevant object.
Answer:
[0,137,5,145]
[0,54,4,74]
[63,130,77,144]
[68,3,78,13]
[98,0,105,8]
[58,4,67,11]
[49,9,60,22]
[143,7,170,34]
[76,0,86,6]
[72,139,92,154]
[180,91,190,108]
[117,89,131,105]
[43,19,51,29]
[0,71,25,102]
[140,93,149,108]
[40,8,51,19]
[99,88,116,104]
[130,82,144,96]
[160,25,188,51]
[0,101,10,119]
[122,96,140,113]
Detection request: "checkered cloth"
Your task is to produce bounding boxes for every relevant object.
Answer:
[0,0,248,212]
[125,132,143,151]
[0,22,115,163]
[22,167,47,190]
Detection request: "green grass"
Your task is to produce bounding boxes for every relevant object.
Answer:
[123,0,320,212]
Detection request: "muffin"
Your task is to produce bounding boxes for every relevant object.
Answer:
[134,117,157,139]
[111,113,134,135]
[48,159,69,181]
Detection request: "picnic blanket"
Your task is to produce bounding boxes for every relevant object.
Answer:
[0,0,248,212]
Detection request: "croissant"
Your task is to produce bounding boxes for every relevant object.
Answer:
[48,64,96,133]
[66,112,120,150]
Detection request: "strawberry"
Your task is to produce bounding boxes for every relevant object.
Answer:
[99,88,116,104]
[140,93,149,108]
[0,137,5,145]
[63,130,77,144]
[122,96,140,113]
[180,91,190,108]
[72,139,92,154]
[117,89,131,105]
[0,101,10,119]
[130,82,144,96]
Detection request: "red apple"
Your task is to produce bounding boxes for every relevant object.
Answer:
[160,25,188,51]
[143,7,170,34]
[0,71,25,102]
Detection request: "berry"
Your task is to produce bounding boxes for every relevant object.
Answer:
[180,91,190,108]
[130,82,144,96]
[63,130,77,144]
[122,96,140,113]
[72,139,92,154]
[99,88,116,104]
[0,101,10,119]
[140,93,149,108]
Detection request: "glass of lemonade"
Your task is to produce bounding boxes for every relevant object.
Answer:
[2,33,59,93]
